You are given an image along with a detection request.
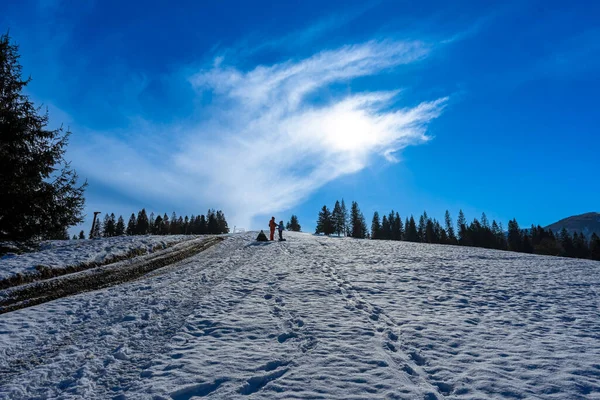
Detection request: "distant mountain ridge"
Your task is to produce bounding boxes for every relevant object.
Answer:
[545,212,600,238]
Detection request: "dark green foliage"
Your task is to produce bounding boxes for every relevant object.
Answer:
[590,233,600,261]
[350,201,367,239]
[126,214,136,236]
[136,209,149,235]
[405,216,419,242]
[102,213,116,237]
[507,219,522,252]
[286,215,301,232]
[314,201,596,261]
[332,200,344,236]
[115,215,125,236]
[380,215,390,240]
[216,210,229,234]
[340,199,349,236]
[445,210,457,245]
[371,211,381,240]
[78,230,85,240]
[0,33,86,242]
[316,205,334,235]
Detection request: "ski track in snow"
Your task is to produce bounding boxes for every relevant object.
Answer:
[1,232,599,399]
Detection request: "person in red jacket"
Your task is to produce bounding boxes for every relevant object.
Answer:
[269,217,277,241]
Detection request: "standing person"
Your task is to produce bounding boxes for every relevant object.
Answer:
[278,220,285,241]
[269,217,277,241]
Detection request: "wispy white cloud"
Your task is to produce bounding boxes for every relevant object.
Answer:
[71,39,447,229]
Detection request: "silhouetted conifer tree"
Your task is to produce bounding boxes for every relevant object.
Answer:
[0,33,87,242]
[405,216,419,242]
[350,201,367,239]
[590,233,600,261]
[126,213,136,236]
[79,230,85,239]
[316,205,334,235]
[371,211,381,240]
[286,215,301,231]
[507,219,522,252]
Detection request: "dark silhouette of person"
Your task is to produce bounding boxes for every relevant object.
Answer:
[269,217,277,241]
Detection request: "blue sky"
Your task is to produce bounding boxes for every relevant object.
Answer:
[2,0,599,234]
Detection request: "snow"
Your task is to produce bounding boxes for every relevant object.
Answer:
[0,235,197,281]
[1,231,600,399]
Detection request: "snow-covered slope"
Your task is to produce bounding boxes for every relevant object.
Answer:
[1,232,599,399]
[0,235,196,281]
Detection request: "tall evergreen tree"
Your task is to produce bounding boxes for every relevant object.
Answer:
[216,210,229,234]
[371,211,381,240]
[154,214,164,235]
[162,213,170,234]
[392,212,403,241]
[136,209,149,235]
[198,214,207,234]
[332,200,344,236]
[115,215,125,236]
[405,216,419,242]
[207,209,218,234]
[316,205,334,235]
[380,215,390,240]
[0,33,87,242]
[590,233,600,261]
[559,228,574,257]
[340,199,349,236]
[350,201,367,239]
[102,213,116,237]
[79,230,85,240]
[507,219,522,252]
[457,210,469,246]
[126,213,136,236]
[286,215,301,232]
[417,214,426,243]
[445,210,457,244]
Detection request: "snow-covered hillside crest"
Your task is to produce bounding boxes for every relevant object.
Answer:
[1,231,599,399]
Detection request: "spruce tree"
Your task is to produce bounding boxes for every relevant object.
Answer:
[395,212,404,241]
[136,209,149,235]
[380,215,390,240]
[216,210,229,234]
[102,214,111,237]
[507,219,522,252]
[559,228,574,257]
[332,200,344,236]
[590,233,600,261]
[198,214,207,234]
[163,213,170,234]
[286,215,301,232]
[126,213,136,235]
[115,215,125,236]
[207,209,218,234]
[78,230,85,239]
[371,211,381,240]
[154,215,164,235]
[149,212,156,234]
[340,199,349,236]
[405,216,419,242]
[445,210,456,244]
[350,201,366,239]
[316,205,334,235]
[0,33,86,242]
[457,210,469,246]
[417,214,426,243]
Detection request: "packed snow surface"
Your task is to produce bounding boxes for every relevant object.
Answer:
[1,232,599,399]
[0,235,196,280]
